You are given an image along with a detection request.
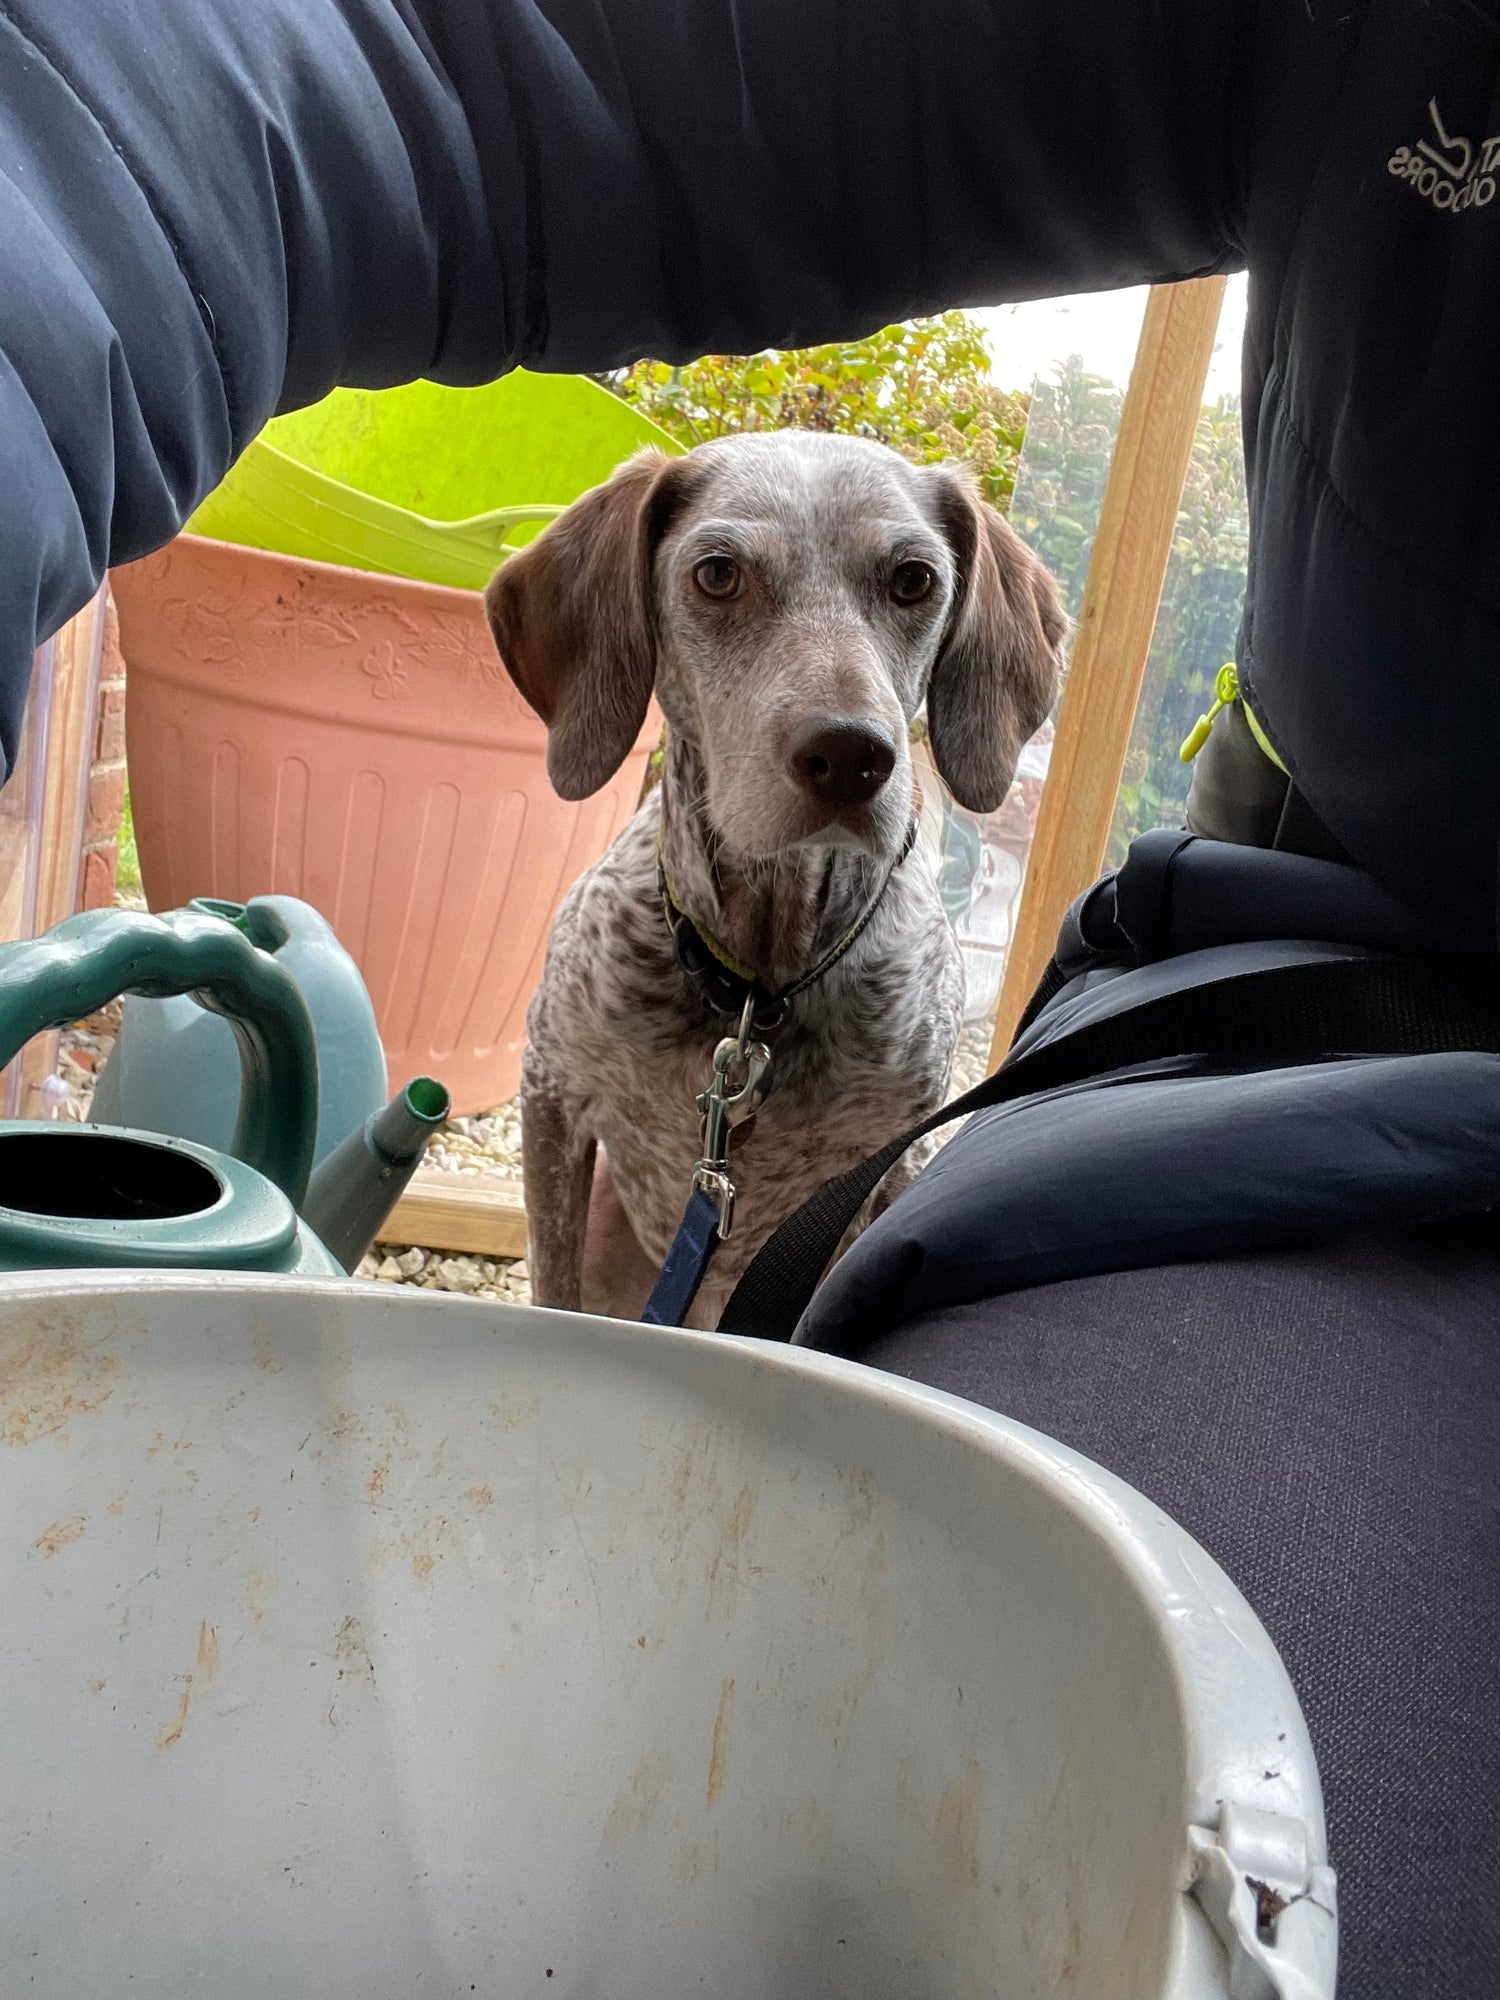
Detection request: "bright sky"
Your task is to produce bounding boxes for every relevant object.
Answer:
[974,271,1249,400]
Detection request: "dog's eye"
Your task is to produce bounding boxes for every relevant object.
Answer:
[693,555,743,601]
[890,560,936,605]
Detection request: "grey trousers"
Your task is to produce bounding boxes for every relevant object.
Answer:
[826,1219,1500,1999]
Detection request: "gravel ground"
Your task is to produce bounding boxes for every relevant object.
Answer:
[54,921,996,1310]
[423,1102,523,1178]
[352,1241,532,1302]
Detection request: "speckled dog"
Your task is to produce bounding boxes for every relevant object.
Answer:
[485,432,1066,1328]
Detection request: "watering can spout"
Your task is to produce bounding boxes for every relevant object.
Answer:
[301,1077,450,1274]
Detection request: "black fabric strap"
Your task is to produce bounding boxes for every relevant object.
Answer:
[716,952,1500,1340]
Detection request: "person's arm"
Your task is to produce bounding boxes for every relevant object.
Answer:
[0,0,1253,781]
[423,0,1254,370]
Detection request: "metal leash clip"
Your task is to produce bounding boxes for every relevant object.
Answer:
[692,995,775,1240]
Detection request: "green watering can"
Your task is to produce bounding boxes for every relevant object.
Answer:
[0,907,448,1277]
[92,895,389,1172]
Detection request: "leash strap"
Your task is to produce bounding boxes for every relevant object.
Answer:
[641,1186,726,1325]
[715,951,1500,1341]
[643,998,774,1326]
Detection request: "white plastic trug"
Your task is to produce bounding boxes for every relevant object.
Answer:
[0,1272,1336,1999]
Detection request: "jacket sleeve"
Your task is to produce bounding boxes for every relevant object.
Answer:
[425,0,1253,370]
[0,0,1251,781]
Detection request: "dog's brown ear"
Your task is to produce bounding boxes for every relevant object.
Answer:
[485,449,696,800]
[924,467,1068,813]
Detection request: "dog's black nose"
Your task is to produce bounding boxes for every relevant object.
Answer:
[786,719,897,809]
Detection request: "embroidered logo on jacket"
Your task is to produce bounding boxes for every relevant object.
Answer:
[1389,100,1500,212]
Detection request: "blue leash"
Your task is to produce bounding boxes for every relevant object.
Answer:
[641,998,774,1326]
[640,1186,726,1326]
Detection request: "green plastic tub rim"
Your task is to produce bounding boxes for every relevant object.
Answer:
[187,371,681,592]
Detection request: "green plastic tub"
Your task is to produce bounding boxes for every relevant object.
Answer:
[186,372,681,591]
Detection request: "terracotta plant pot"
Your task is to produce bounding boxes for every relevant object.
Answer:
[112,536,655,1115]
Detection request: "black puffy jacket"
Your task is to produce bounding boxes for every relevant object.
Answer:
[3,0,1498,933]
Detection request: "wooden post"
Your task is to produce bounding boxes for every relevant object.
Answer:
[17,590,107,1112]
[988,276,1227,1066]
[34,591,107,933]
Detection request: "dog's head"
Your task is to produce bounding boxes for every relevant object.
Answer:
[485,431,1066,862]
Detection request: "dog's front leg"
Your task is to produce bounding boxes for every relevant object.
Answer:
[520,1048,595,1312]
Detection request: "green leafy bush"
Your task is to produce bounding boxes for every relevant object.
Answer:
[1005,358,1125,618]
[606,312,1029,512]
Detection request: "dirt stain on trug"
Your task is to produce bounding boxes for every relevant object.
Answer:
[156,1687,192,1752]
[706,1677,736,1806]
[31,1516,87,1558]
[2,1326,123,1448]
[369,1518,452,1582]
[726,1484,757,1543]
[155,1619,220,1751]
[934,1759,985,1891]
[1248,1875,1289,1938]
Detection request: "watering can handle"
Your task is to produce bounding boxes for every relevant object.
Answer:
[0,907,319,1207]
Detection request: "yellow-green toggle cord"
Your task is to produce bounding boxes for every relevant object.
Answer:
[1179,662,1288,775]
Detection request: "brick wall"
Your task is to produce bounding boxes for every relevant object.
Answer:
[78,592,127,911]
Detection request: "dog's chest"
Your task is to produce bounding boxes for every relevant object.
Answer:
[530,813,963,1263]
[581,1000,946,1262]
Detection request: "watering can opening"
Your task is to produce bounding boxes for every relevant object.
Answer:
[0,1130,224,1223]
[404,1076,449,1120]
[190,896,252,933]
